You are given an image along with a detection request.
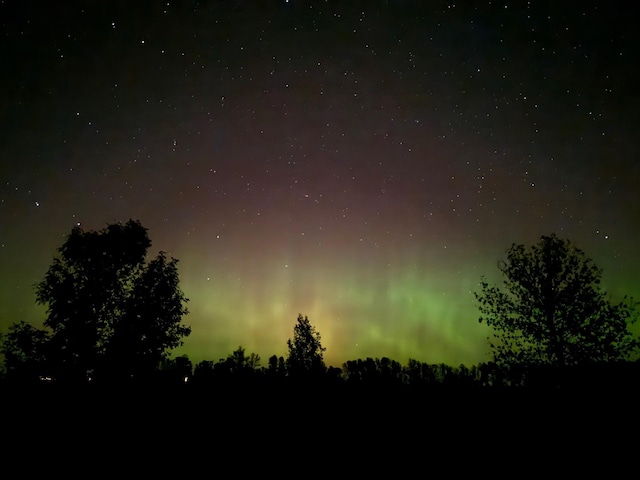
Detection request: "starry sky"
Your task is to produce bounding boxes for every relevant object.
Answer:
[1,0,639,369]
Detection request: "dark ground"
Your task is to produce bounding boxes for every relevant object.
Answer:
[2,381,635,476]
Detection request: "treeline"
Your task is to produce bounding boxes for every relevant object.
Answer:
[127,347,640,394]
[157,349,486,389]
[181,350,486,389]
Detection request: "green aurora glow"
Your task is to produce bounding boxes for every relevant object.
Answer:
[1,2,639,368]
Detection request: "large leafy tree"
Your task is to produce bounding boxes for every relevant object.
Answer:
[33,219,190,382]
[475,234,639,373]
[106,251,191,379]
[286,314,326,378]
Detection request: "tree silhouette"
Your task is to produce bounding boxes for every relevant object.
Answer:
[475,234,639,379]
[193,359,215,384]
[107,251,191,380]
[217,346,261,376]
[158,354,193,385]
[286,314,326,379]
[268,354,286,377]
[33,219,190,383]
[0,320,51,383]
[404,358,436,387]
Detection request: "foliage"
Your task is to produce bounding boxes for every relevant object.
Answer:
[475,234,640,372]
[267,354,286,377]
[0,320,51,382]
[286,314,326,378]
[158,354,193,384]
[342,357,404,386]
[215,346,261,376]
[32,219,190,382]
[107,251,191,378]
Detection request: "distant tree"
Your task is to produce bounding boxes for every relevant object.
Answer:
[360,357,378,384]
[377,357,404,385]
[286,314,326,378]
[267,354,285,374]
[159,354,193,384]
[342,359,362,384]
[431,363,453,384]
[193,359,215,384]
[445,363,476,388]
[246,352,261,370]
[476,234,640,376]
[403,359,436,387]
[34,219,190,383]
[341,357,405,387]
[214,346,262,382]
[268,354,277,371]
[226,346,261,371]
[326,366,344,385]
[475,361,508,388]
[0,320,51,382]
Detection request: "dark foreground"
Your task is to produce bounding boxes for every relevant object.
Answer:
[2,380,635,475]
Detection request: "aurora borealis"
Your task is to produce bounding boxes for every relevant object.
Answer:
[1,1,639,369]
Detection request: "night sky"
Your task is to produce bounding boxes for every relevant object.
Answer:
[1,1,639,368]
